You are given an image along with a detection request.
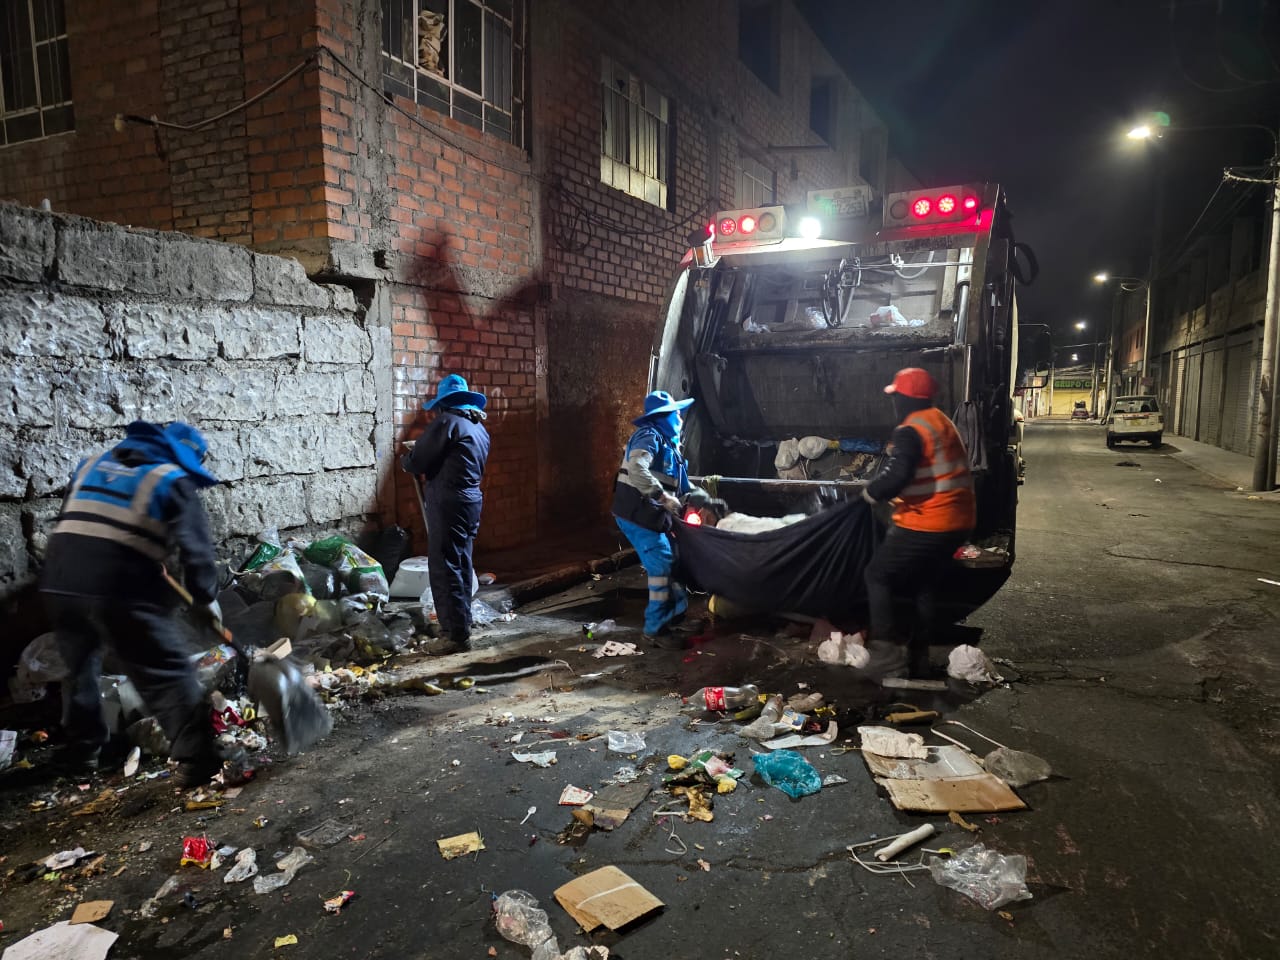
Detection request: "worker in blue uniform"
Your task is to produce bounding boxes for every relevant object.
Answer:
[402,374,491,653]
[40,421,227,787]
[612,390,707,645]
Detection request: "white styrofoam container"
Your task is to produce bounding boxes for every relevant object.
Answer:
[389,556,432,598]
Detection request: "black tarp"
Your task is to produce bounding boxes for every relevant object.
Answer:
[672,500,881,621]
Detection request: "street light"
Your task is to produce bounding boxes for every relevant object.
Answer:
[1094,272,1152,401]
[1127,124,1152,140]
[1075,320,1087,331]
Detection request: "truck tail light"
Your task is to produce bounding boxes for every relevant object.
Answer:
[911,198,932,218]
[739,215,757,234]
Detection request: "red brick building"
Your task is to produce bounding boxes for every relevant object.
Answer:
[0,0,897,551]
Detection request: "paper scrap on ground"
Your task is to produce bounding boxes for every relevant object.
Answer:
[554,865,664,932]
[582,781,651,831]
[70,900,113,925]
[274,934,299,947]
[863,745,985,781]
[1,920,119,960]
[875,774,1026,813]
[858,725,929,759]
[437,831,485,859]
[762,721,839,750]
[593,641,642,658]
[512,750,557,767]
[947,645,1004,684]
[559,785,594,806]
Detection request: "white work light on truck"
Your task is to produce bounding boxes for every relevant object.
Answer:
[798,216,822,239]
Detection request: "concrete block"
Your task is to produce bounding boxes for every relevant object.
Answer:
[200,485,233,541]
[22,497,62,565]
[243,419,326,477]
[274,370,344,417]
[7,367,55,426]
[302,316,373,364]
[306,467,379,523]
[56,221,166,295]
[222,476,308,536]
[0,290,112,358]
[0,503,27,586]
[253,253,329,308]
[19,433,87,497]
[50,363,136,428]
[0,431,26,498]
[162,236,252,302]
[321,415,375,470]
[219,305,302,360]
[202,428,245,483]
[160,365,276,422]
[323,283,359,313]
[106,301,220,360]
[0,203,53,282]
[342,368,377,413]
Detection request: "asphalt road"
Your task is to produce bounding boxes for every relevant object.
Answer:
[2,420,1278,959]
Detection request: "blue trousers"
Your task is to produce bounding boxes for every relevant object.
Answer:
[426,494,482,643]
[615,517,687,635]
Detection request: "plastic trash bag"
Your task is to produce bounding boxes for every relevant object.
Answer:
[223,848,258,883]
[984,747,1052,788]
[947,644,1002,684]
[817,632,870,668]
[606,730,646,753]
[494,889,560,960]
[238,550,307,601]
[927,843,1033,910]
[304,536,389,600]
[752,749,822,798]
[297,559,338,599]
[471,599,500,626]
[252,846,313,895]
[12,633,68,703]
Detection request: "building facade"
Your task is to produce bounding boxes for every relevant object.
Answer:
[0,0,892,549]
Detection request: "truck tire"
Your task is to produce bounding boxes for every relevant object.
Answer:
[1106,434,1115,449]
[1152,434,1162,448]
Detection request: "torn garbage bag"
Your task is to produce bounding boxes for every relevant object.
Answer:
[672,500,879,620]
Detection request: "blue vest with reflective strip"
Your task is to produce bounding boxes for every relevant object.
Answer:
[623,425,689,496]
[52,454,186,562]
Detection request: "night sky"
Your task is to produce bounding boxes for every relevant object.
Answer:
[799,0,1278,366]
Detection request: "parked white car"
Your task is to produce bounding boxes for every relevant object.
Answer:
[1104,395,1163,448]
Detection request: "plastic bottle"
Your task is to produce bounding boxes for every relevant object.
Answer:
[682,684,760,713]
[581,619,616,640]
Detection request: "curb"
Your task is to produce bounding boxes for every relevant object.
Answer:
[504,548,638,604]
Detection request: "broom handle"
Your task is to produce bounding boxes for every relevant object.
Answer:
[160,566,248,659]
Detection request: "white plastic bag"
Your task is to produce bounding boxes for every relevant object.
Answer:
[223,847,258,883]
[947,645,1002,684]
[606,730,646,753]
[817,631,869,668]
[927,843,1033,910]
[494,890,560,960]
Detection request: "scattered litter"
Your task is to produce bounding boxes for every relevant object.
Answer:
[880,677,948,692]
[859,725,929,759]
[223,848,259,883]
[592,641,641,658]
[928,843,1032,910]
[665,750,743,795]
[875,824,935,862]
[274,934,299,948]
[493,889,559,960]
[863,745,984,781]
[821,774,849,787]
[582,619,616,639]
[1,920,119,960]
[606,731,646,754]
[42,848,92,871]
[947,645,1004,685]
[512,750,557,768]
[950,811,981,833]
[253,816,270,828]
[1257,578,1280,587]
[252,847,314,894]
[70,900,114,925]
[323,890,356,915]
[520,806,536,825]
[508,732,525,744]
[696,858,711,872]
[786,691,825,712]
[0,729,16,770]
[71,789,118,818]
[885,708,939,725]
[581,781,651,831]
[559,786,593,806]
[123,747,141,777]
[761,721,839,750]
[138,876,180,919]
[603,765,639,786]
[554,865,664,932]
[437,831,485,860]
[752,750,822,799]
[817,632,869,667]
[984,747,1053,788]
[180,836,214,869]
[297,819,356,849]
[875,774,1026,813]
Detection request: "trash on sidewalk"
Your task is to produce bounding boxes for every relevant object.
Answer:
[950,811,981,832]
[786,691,825,712]
[884,708,939,725]
[602,765,639,786]
[664,750,743,795]
[512,750,557,768]
[122,747,141,777]
[71,789,118,818]
[493,889,560,960]
[554,865,664,932]
[581,782,651,831]
[70,900,114,925]
[41,848,93,871]
[437,831,485,860]
[297,818,356,849]
[947,645,1004,685]
[821,774,849,786]
[876,824,935,862]
[933,720,1053,789]
[752,750,822,798]
[252,847,314,894]
[875,773,1025,813]
[817,631,869,667]
[323,890,356,915]
[0,729,17,770]
[881,677,948,692]
[274,934,299,948]
[592,641,641,658]
[861,745,984,780]
[859,725,929,759]
[681,684,760,714]
[582,619,616,640]
[558,786,593,806]
[761,721,839,750]
[223,848,258,883]
[606,731,646,754]
[927,843,1032,910]
[180,837,214,868]
[1,920,119,960]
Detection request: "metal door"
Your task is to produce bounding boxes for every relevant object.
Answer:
[1198,347,1224,445]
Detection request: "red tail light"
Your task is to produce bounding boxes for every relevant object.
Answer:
[738,215,758,234]
[718,217,737,236]
[684,509,702,526]
[962,195,979,211]
[911,198,932,218]
[936,195,957,214]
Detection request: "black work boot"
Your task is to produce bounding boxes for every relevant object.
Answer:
[53,745,102,778]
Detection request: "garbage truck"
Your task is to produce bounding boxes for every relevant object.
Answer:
[650,183,1035,617]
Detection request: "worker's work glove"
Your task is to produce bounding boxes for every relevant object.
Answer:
[661,494,681,514]
[860,487,879,505]
[197,599,223,625]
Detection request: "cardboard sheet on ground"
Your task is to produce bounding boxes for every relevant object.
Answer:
[582,781,651,830]
[436,831,485,859]
[863,745,984,780]
[2,920,119,960]
[554,865,663,932]
[70,900,114,925]
[874,774,1026,813]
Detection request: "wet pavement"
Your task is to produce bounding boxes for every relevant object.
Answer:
[2,419,1279,959]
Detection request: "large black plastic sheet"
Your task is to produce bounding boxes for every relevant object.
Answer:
[672,501,881,621]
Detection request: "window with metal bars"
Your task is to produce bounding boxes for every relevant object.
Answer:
[737,154,776,208]
[380,0,526,148]
[600,56,671,210]
[0,0,73,147]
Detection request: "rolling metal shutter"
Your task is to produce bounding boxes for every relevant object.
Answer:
[1182,353,1202,439]
[1221,338,1253,454]
[1198,346,1224,445]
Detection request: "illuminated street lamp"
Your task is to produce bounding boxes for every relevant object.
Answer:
[1075,320,1087,331]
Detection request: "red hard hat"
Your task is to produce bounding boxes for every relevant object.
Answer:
[884,367,937,400]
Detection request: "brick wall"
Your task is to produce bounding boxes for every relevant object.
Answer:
[0,203,384,602]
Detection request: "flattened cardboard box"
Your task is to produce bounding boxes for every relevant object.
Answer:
[554,865,663,931]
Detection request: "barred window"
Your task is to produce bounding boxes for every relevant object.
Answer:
[0,0,73,147]
[737,155,776,208]
[600,56,671,210]
[381,0,526,148]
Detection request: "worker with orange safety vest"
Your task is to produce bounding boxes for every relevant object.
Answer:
[860,367,975,679]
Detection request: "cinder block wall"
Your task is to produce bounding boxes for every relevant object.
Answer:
[0,203,389,601]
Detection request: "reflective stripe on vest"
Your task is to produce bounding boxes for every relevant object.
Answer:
[616,427,685,494]
[53,456,183,561]
[892,408,977,533]
[899,413,974,498]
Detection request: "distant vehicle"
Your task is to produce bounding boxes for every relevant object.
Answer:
[1071,400,1090,421]
[1104,395,1163,448]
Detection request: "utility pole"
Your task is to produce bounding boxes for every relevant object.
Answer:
[1090,340,1100,416]
[1251,129,1280,491]
[1142,148,1164,388]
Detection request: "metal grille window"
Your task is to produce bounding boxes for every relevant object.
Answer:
[737,155,776,208]
[380,0,526,147]
[0,0,73,147]
[600,56,670,209]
